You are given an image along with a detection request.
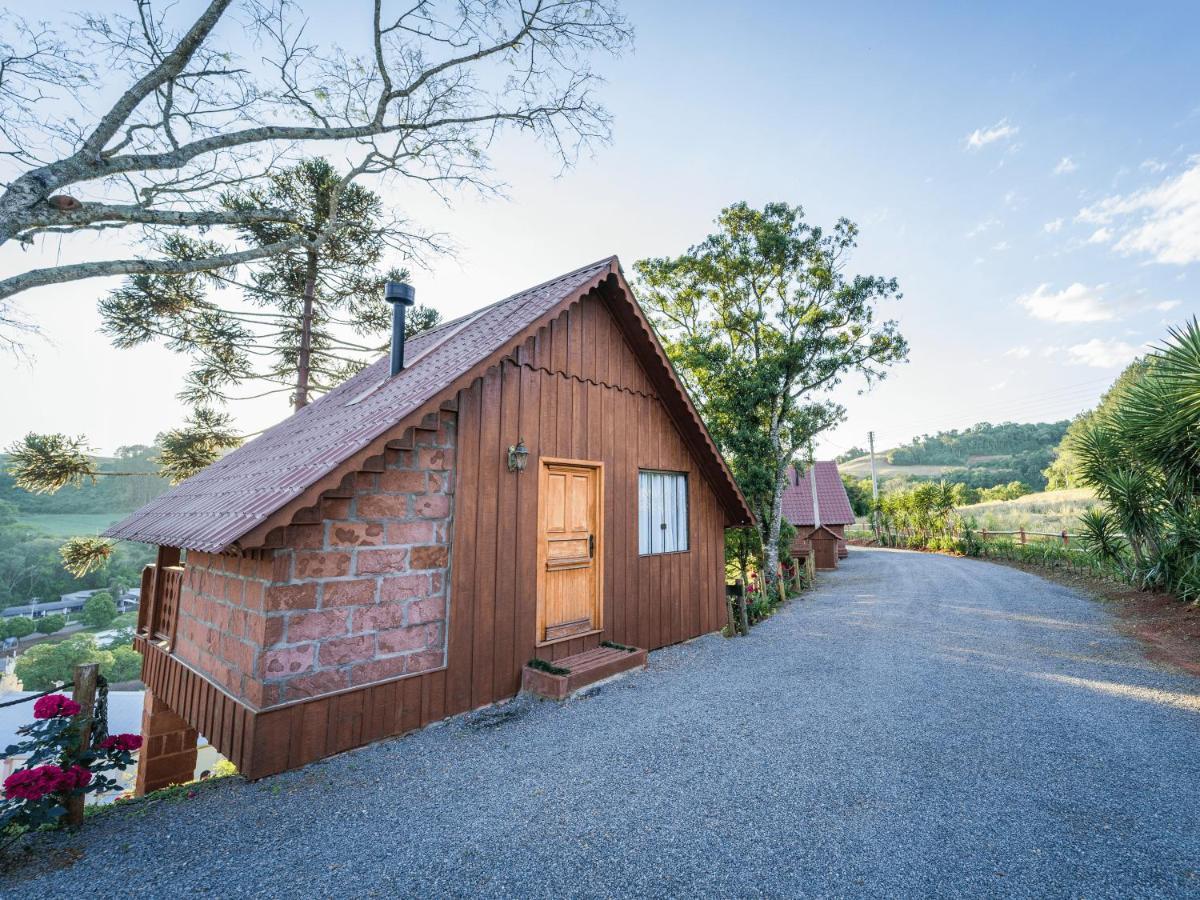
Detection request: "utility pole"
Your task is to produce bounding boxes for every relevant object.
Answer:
[868,431,880,539]
[868,431,879,502]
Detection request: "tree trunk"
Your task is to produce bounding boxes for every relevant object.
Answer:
[294,250,318,410]
[758,417,790,602]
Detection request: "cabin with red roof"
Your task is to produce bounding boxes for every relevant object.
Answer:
[781,461,856,568]
[107,257,752,790]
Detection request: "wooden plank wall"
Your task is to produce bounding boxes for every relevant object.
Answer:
[138,637,257,775]
[444,293,729,713]
[142,291,729,781]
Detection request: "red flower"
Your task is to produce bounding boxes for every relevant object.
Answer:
[32,694,81,719]
[64,765,92,790]
[99,733,143,753]
[4,765,71,801]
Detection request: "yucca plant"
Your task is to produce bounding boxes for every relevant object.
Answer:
[1070,318,1200,599]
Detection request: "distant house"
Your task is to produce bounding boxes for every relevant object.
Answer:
[781,461,856,567]
[1,590,99,619]
[117,588,141,614]
[106,257,752,791]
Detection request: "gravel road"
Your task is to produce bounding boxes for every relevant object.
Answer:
[5,548,1199,898]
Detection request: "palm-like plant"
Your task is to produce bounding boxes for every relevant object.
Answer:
[1069,318,1200,599]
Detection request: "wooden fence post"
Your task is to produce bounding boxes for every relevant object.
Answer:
[1019,528,1026,545]
[1062,530,1069,548]
[66,662,99,827]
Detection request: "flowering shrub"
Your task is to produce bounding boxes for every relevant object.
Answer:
[32,694,81,720]
[1,693,141,843]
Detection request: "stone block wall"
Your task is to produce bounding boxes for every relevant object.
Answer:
[135,692,198,794]
[172,410,457,709]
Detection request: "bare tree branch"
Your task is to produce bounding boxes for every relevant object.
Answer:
[0,0,632,313]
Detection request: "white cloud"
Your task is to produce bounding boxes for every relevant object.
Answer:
[989,380,1008,391]
[1078,157,1200,264]
[1067,338,1142,368]
[1004,345,1032,359]
[1087,227,1113,244]
[1039,345,1063,358]
[1017,283,1114,323]
[1141,158,1167,173]
[1054,156,1078,175]
[992,240,1010,252]
[1043,218,1064,233]
[965,119,1020,150]
[1155,300,1182,311]
[966,217,999,238]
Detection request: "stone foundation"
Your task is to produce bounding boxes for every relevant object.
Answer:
[135,692,198,795]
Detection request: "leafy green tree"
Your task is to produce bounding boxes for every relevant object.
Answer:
[842,475,874,517]
[106,645,143,684]
[81,591,117,629]
[34,613,66,635]
[637,202,908,596]
[14,634,109,691]
[5,617,34,640]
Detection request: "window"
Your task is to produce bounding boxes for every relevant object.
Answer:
[638,470,688,554]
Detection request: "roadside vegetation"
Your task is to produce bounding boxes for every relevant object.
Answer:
[862,320,1199,610]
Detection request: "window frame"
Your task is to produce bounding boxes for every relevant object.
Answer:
[637,469,690,556]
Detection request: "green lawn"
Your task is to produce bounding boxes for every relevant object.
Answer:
[19,512,125,537]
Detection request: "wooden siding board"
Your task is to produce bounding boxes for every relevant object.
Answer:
[446,380,480,717]
[471,368,501,709]
[493,361,521,699]
[513,363,540,686]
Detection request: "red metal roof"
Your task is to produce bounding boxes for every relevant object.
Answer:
[780,461,856,526]
[106,257,752,552]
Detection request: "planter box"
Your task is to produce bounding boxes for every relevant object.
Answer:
[521,645,647,700]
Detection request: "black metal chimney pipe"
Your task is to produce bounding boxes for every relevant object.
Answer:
[385,281,416,376]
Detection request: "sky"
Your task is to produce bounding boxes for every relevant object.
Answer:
[2,0,1199,460]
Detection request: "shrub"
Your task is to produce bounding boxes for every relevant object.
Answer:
[4,617,35,641]
[35,614,67,636]
[1,693,141,847]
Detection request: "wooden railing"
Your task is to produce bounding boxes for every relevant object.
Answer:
[136,560,184,650]
[979,528,1076,547]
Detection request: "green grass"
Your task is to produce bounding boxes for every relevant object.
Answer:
[957,488,1095,533]
[839,455,961,479]
[17,513,124,538]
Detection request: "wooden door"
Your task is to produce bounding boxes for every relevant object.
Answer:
[537,459,603,644]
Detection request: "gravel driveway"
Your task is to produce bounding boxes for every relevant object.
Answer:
[5,548,1200,898]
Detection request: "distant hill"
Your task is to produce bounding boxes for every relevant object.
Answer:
[0,445,169,515]
[839,421,1069,491]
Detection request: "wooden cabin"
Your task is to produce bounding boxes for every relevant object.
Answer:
[781,461,856,566]
[107,257,752,791]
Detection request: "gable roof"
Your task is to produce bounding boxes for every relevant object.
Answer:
[780,461,856,527]
[106,257,752,553]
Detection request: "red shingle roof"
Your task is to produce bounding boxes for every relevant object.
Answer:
[780,461,856,527]
[106,257,752,552]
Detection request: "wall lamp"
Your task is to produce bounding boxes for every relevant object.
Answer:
[507,438,529,473]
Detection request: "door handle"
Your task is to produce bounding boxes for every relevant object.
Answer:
[589,534,595,558]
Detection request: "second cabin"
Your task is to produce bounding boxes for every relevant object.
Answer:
[107,256,752,789]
